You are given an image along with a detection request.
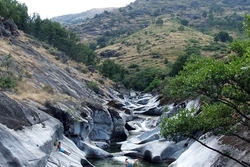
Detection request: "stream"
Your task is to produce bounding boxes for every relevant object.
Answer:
[88,93,170,167]
[89,142,168,167]
[89,157,168,167]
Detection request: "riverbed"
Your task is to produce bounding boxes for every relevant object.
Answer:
[89,156,169,167]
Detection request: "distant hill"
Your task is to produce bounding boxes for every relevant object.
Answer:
[68,0,250,43]
[51,8,116,25]
[58,0,250,69]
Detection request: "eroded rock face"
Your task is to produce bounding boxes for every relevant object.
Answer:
[0,93,36,130]
[0,93,95,167]
[108,107,128,142]
[0,19,19,37]
[0,93,55,166]
[121,126,190,164]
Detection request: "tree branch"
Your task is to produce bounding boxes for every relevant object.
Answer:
[190,136,249,167]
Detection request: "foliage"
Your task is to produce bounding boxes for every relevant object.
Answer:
[43,84,54,94]
[169,46,200,77]
[128,64,139,69]
[202,11,207,18]
[161,48,250,141]
[144,77,163,92]
[160,103,235,141]
[86,81,99,96]
[178,25,185,31]
[98,59,126,82]
[0,54,17,89]
[161,45,250,166]
[122,67,166,92]
[230,14,250,56]
[155,18,163,26]
[0,75,16,89]
[202,42,224,51]
[180,19,189,26]
[161,16,250,141]
[214,31,233,42]
[230,40,250,56]
[168,54,189,77]
[0,0,29,30]
[0,0,98,67]
[24,15,97,66]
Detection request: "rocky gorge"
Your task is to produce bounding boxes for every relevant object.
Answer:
[1,19,250,167]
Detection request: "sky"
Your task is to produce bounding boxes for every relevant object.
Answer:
[17,0,136,19]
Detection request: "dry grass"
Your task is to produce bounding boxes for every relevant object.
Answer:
[96,16,213,69]
[9,80,72,105]
[0,31,111,105]
[0,29,116,104]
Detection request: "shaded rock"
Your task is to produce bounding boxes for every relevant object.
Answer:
[107,99,125,109]
[0,93,42,130]
[109,107,128,142]
[122,139,188,163]
[0,19,19,37]
[72,140,112,159]
[89,108,113,141]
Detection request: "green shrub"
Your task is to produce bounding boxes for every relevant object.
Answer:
[43,85,54,94]
[202,42,221,51]
[152,55,161,58]
[189,39,199,44]
[128,64,139,68]
[86,81,99,94]
[178,26,185,31]
[0,76,16,89]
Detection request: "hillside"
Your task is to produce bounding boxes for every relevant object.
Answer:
[51,8,116,25]
[1,2,250,167]
[64,0,250,69]
[0,20,113,105]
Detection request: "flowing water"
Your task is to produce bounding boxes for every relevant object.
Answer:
[88,143,169,167]
[89,93,171,167]
[89,156,169,167]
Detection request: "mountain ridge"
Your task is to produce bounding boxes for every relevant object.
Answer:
[54,0,250,70]
[51,7,116,25]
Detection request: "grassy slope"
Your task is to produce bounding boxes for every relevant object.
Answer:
[79,0,249,70]
[96,16,214,69]
[0,31,113,104]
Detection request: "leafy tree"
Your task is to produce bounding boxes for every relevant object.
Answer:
[161,16,250,167]
[155,18,163,26]
[230,14,250,56]
[161,54,250,166]
[202,11,207,18]
[230,40,250,56]
[208,10,214,22]
[123,67,166,92]
[169,46,200,77]
[152,9,161,17]
[214,31,233,42]
[98,59,126,82]
[180,19,189,26]
[89,43,97,50]
[144,77,162,92]
[178,25,185,31]
[0,0,29,30]
[25,16,98,66]
[168,54,189,77]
